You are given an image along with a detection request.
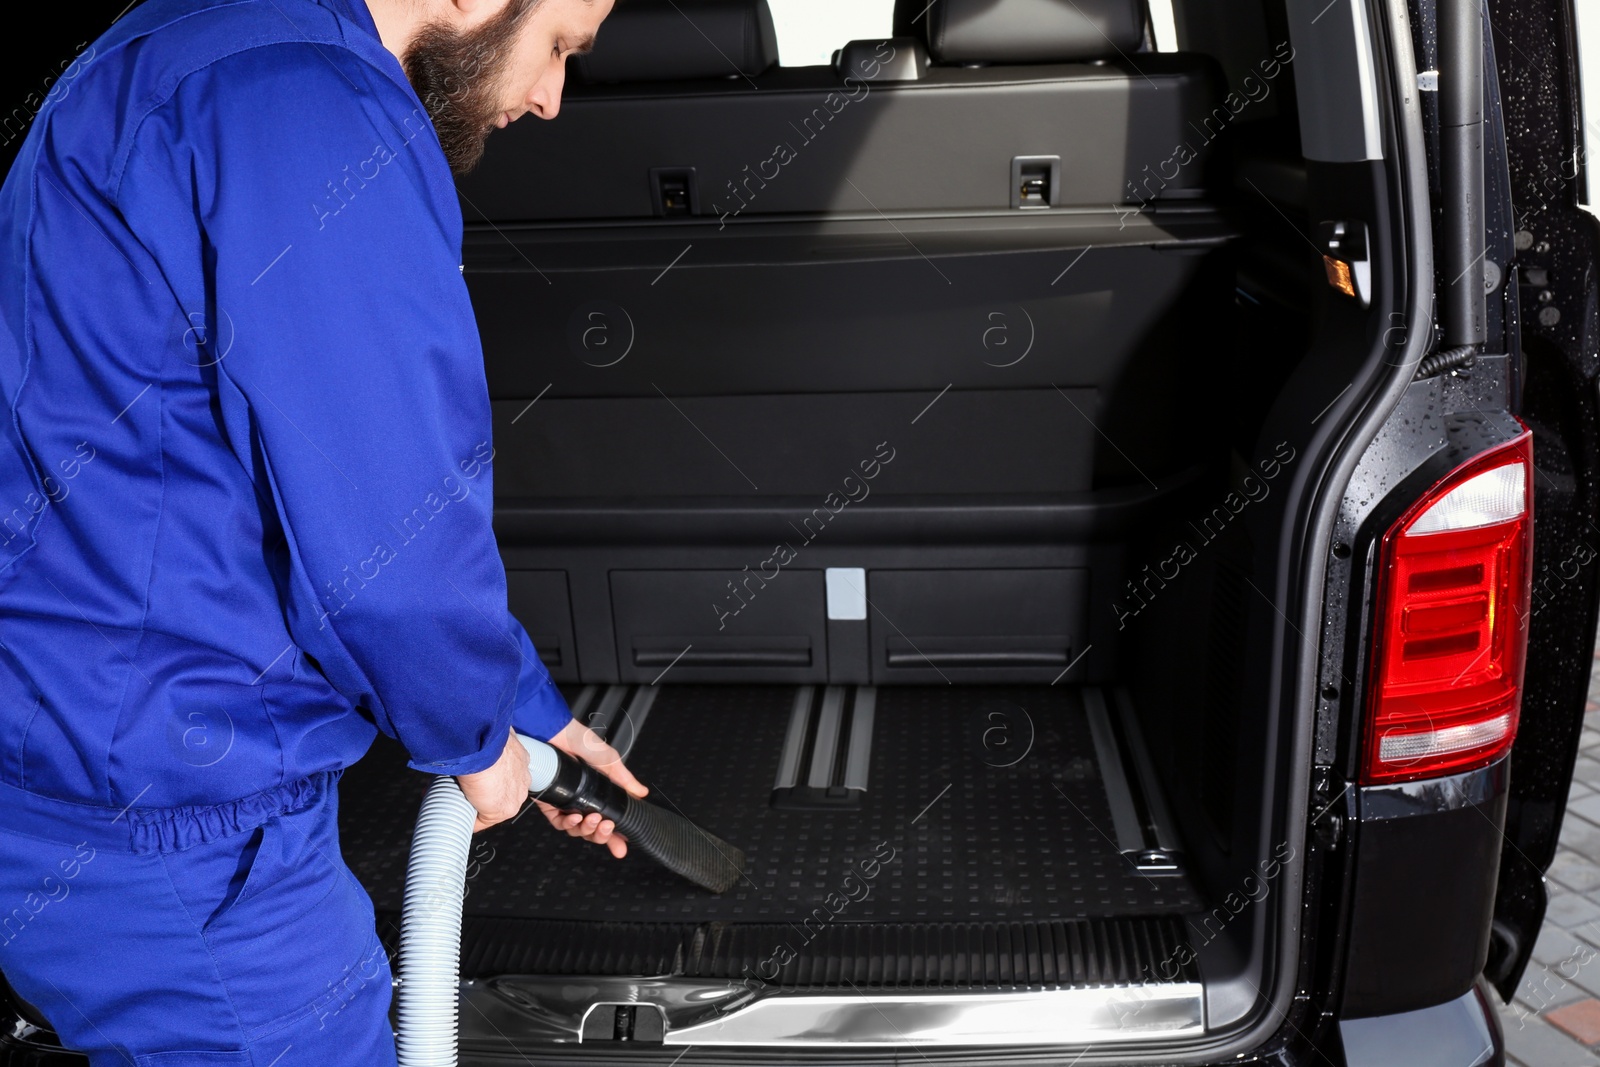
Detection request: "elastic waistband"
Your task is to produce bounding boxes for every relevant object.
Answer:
[0,771,340,854]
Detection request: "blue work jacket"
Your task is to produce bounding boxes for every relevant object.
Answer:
[0,0,571,845]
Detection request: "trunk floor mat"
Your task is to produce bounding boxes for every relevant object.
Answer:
[383,914,1203,986]
[339,685,1201,924]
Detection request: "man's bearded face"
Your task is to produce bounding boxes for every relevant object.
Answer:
[404,0,536,174]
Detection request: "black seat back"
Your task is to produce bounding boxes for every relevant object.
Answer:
[464,0,1235,686]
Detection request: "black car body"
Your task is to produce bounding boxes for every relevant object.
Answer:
[5,0,1600,1063]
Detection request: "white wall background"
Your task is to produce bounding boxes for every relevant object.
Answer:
[765,0,895,66]
[763,0,1179,65]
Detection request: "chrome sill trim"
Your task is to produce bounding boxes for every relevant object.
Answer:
[477,977,1205,1047]
[663,984,1206,1046]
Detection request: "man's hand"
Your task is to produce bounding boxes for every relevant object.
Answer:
[457,729,532,833]
[534,718,649,859]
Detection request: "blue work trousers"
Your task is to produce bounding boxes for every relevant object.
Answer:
[0,774,398,1066]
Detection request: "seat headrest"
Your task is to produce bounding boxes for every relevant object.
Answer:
[574,0,779,83]
[892,0,1146,64]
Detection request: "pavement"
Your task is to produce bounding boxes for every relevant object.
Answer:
[1498,646,1600,1065]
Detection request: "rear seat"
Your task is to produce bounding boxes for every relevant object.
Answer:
[463,0,1225,219]
[461,0,1231,496]
[465,0,1237,684]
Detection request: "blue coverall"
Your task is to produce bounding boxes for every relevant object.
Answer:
[0,0,573,1061]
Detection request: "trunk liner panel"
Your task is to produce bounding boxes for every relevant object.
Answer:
[341,685,1201,923]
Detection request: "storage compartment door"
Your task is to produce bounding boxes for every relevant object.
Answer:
[506,570,579,682]
[868,569,1087,683]
[610,569,827,683]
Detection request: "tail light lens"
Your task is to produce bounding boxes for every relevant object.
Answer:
[1362,430,1534,784]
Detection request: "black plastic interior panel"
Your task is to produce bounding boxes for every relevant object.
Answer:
[493,538,1127,687]
[506,570,579,681]
[571,0,778,85]
[340,684,1201,925]
[867,569,1087,683]
[463,208,1232,273]
[490,474,1204,545]
[457,57,1224,221]
[491,390,1098,498]
[470,244,1220,405]
[609,570,827,683]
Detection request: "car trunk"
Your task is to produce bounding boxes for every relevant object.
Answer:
[331,1,1330,1053]
[338,481,1288,1051]
[342,680,1215,1047]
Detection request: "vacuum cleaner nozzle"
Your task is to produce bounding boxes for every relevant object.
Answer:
[517,734,745,894]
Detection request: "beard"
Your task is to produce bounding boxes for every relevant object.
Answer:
[403,0,538,175]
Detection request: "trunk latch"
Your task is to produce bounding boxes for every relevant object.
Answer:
[581,1003,667,1043]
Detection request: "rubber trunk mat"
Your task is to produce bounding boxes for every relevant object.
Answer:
[340,685,1201,925]
[375,914,1203,986]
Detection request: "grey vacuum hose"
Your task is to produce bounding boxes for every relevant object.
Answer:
[395,733,745,1066]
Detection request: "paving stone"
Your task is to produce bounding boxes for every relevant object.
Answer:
[1549,894,1600,931]
[1564,820,1600,857]
[1551,852,1600,893]
[1563,920,1600,960]
[1574,756,1600,790]
[1568,793,1600,829]
[1499,1001,1600,1065]
[1565,965,1600,1007]
[1553,943,1600,997]
[1520,961,1591,1013]
[1550,999,1600,1045]
[1563,932,1600,970]
[1538,924,1597,967]
[1574,780,1596,802]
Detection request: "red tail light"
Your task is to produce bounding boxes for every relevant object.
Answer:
[1361,430,1534,785]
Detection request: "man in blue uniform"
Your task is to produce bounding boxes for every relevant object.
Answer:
[0,0,631,1061]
